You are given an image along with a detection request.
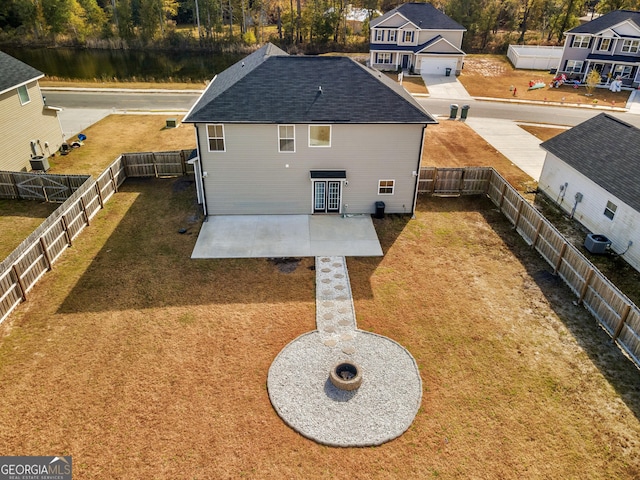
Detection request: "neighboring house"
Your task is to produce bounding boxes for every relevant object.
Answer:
[538,113,640,271]
[369,2,466,75]
[0,50,64,172]
[557,9,640,87]
[183,43,436,216]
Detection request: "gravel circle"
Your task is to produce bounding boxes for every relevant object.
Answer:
[267,330,422,447]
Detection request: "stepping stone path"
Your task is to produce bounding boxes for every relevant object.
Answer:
[267,256,423,447]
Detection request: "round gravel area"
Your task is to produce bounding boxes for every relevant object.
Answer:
[267,330,422,447]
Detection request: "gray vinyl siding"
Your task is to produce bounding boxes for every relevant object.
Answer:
[196,123,425,215]
[0,81,64,172]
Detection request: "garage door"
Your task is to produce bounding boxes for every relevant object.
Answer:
[419,57,458,75]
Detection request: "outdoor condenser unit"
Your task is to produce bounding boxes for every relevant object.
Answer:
[166,118,178,128]
[584,233,611,254]
[29,156,50,172]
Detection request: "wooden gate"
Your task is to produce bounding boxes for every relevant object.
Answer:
[13,173,70,202]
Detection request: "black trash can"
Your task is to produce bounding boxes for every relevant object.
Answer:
[449,104,459,119]
[375,201,385,219]
[460,104,470,120]
[445,67,452,77]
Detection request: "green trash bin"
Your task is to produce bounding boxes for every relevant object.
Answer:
[445,67,452,77]
[449,104,459,119]
[460,104,470,120]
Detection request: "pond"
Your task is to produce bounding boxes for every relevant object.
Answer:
[2,47,244,82]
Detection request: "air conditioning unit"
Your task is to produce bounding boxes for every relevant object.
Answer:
[166,118,178,128]
[584,233,611,254]
[30,156,50,172]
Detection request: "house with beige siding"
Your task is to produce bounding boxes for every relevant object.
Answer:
[183,43,436,216]
[539,113,640,272]
[0,50,64,172]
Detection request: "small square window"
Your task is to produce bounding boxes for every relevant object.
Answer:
[622,39,639,53]
[378,179,395,195]
[17,85,30,105]
[598,38,611,51]
[278,125,295,152]
[604,200,617,220]
[566,60,583,73]
[309,125,331,147]
[403,31,414,43]
[207,124,225,151]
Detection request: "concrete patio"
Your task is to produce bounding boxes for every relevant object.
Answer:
[191,214,383,258]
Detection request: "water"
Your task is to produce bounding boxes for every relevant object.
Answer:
[2,47,244,82]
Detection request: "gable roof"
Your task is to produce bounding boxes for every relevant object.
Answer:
[0,50,44,96]
[184,43,436,124]
[540,113,640,212]
[371,3,465,31]
[567,9,640,34]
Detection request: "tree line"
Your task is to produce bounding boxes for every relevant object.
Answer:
[1,0,638,52]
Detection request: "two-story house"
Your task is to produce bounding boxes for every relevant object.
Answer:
[183,43,436,217]
[0,50,64,172]
[369,3,466,75]
[557,9,640,87]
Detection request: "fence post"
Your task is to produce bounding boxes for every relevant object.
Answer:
[553,242,567,274]
[153,153,159,178]
[109,166,118,193]
[61,215,72,247]
[498,181,508,209]
[80,195,90,226]
[513,198,523,229]
[12,265,27,301]
[39,237,52,271]
[578,268,594,304]
[95,181,104,209]
[531,217,543,249]
[612,304,632,341]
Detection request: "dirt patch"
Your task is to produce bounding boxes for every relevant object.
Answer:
[0,178,639,478]
[384,72,428,95]
[269,257,302,273]
[460,55,631,106]
[519,124,568,141]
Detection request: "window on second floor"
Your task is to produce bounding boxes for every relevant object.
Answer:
[598,37,612,51]
[17,85,30,105]
[572,35,591,48]
[207,124,225,151]
[374,29,384,42]
[309,125,331,147]
[622,39,640,53]
[402,30,414,43]
[604,200,617,220]
[388,30,397,42]
[278,125,295,152]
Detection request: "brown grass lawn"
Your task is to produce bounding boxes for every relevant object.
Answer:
[1,175,639,478]
[460,55,631,107]
[40,79,206,90]
[384,72,429,95]
[0,200,58,258]
[49,115,197,177]
[519,125,568,141]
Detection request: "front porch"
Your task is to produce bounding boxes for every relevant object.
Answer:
[191,214,383,259]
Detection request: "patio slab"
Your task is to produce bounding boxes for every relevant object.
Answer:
[191,214,383,258]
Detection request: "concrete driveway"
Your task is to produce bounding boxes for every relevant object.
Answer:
[421,74,472,100]
[191,214,383,259]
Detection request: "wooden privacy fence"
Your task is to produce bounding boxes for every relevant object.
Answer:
[1,161,639,370]
[0,171,90,202]
[486,169,640,368]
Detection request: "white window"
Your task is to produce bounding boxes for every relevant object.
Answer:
[573,35,590,48]
[374,29,383,42]
[402,30,414,43]
[622,39,640,53]
[309,125,331,147]
[378,179,395,195]
[207,124,225,151]
[375,52,392,64]
[17,85,30,105]
[388,30,397,42]
[278,125,295,152]
[566,60,583,73]
[598,37,611,51]
[613,64,633,77]
[604,200,617,220]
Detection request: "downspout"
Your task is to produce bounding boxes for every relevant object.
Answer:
[195,125,208,216]
[410,124,427,219]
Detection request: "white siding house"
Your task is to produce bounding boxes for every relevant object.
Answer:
[183,44,437,217]
[539,113,640,271]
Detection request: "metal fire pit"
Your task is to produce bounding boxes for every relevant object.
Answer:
[330,362,362,391]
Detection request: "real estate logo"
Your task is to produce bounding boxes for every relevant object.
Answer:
[0,456,72,480]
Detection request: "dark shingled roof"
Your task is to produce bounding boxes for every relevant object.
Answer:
[0,50,44,94]
[567,9,640,34]
[184,43,436,124]
[371,3,465,31]
[540,113,640,212]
